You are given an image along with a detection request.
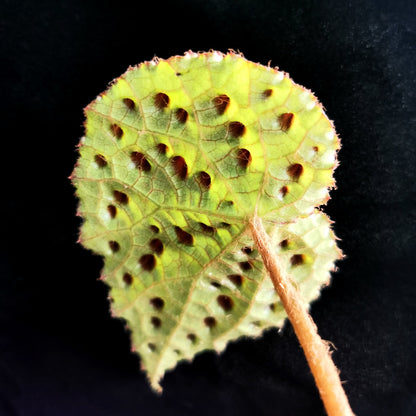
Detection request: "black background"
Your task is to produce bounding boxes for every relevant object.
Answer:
[1,0,415,415]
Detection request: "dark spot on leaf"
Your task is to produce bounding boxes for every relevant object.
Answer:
[287,163,303,181]
[149,225,160,233]
[111,123,123,139]
[187,333,197,343]
[228,274,243,286]
[113,190,128,204]
[156,143,168,154]
[241,246,253,255]
[313,146,319,152]
[176,72,182,76]
[109,241,120,253]
[217,295,233,312]
[199,222,216,234]
[239,261,253,271]
[196,171,211,190]
[150,297,165,311]
[123,273,133,285]
[94,154,107,167]
[130,151,151,171]
[171,156,188,180]
[220,222,231,228]
[213,94,230,115]
[278,113,294,132]
[280,239,289,248]
[107,205,117,218]
[204,316,216,328]
[154,92,169,110]
[151,316,162,328]
[175,108,188,123]
[251,320,262,327]
[149,238,164,255]
[269,303,277,311]
[229,121,246,138]
[237,148,252,169]
[175,226,194,246]
[280,186,289,197]
[290,254,305,266]
[123,98,135,110]
[139,254,156,271]
[211,281,221,288]
[148,343,156,352]
[174,349,181,355]
[263,88,273,98]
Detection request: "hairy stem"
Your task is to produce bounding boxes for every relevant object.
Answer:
[250,215,355,416]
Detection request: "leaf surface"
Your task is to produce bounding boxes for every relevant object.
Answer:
[72,51,341,391]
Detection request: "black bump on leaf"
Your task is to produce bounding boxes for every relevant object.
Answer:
[113,190,129,204]
[94,154,107,167]
[149,238,164,255]
[149,225,160,233]
[280,239,289,248]
[131,152,151,171]
[199,222,216,234]
[156,143,168,154]
[150,297,165,311]
[111,123,124,139]
[213,94,230,115]
[229,121,246,138]
[109,241,120,253]
[123,273,133,285]
[204,316,216,328]
[287,163,303,181]
[107,205,117,218]
[175,226,194,246]
[123,98,135,109]
[151,316,162,328]
[217,295,233,311]
[196,171,211,190]
[228,274,243,286]
[154,92,170,109]
[171,156,188,179]
[175,108,188,123]
[239,261,253,271]
[241,246,253,255]
[140,254,156,271]
[290,254,305,266]
[237,148,252,169]
[278,113,294,132]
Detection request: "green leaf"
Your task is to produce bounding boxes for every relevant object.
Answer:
[72,51,341,391]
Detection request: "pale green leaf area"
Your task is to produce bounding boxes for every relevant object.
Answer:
[72,51,341,391]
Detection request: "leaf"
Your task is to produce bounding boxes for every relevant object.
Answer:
[72,51,341,391]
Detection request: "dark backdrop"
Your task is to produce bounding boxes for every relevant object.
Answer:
[1,0,415,415]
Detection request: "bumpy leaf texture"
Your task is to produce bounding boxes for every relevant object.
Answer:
[72,51,341,391]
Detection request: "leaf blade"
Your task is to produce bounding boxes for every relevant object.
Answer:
[72,51,341,391]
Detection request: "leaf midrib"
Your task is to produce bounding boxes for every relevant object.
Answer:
[148,223,250,387]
